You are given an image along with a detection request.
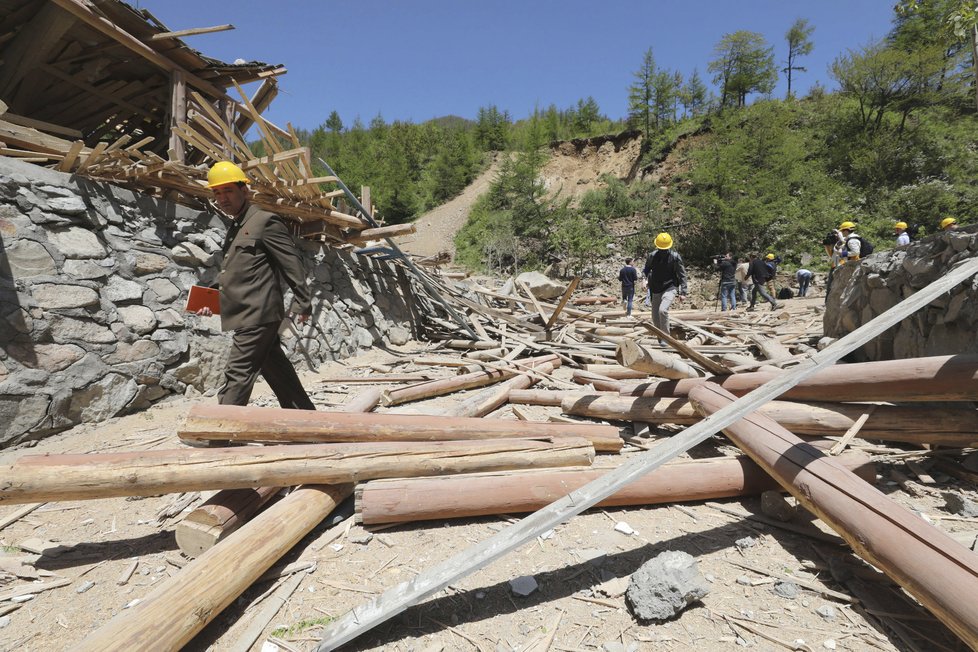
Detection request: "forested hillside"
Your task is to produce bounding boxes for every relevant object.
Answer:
[293,1,978,275]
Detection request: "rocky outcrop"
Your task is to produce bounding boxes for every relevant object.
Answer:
[0,157,419,448]
[823,226,978,361]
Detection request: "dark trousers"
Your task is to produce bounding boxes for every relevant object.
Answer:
[749,282,777,308]
[219,321,315,410]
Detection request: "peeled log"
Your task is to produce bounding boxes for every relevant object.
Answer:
[356,453,875,525]
[73,484,351,652]
[509,389,617,406]
[381,354,559,406]
[561,394,978,446]
[175,486,280,558]
[616,339,701,379]
[178,404,622,452]
[175,386,383,557]
[0,438,596,505]
[444,362,555,418]
[581,364,651,379]
[688,383,978,647]
[621,354,978,402]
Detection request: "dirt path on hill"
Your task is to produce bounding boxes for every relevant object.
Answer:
[398,158,502,261]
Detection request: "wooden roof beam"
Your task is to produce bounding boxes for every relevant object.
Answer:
[49,0,245,105]
[149,24,234,40]
[0,3,77,99]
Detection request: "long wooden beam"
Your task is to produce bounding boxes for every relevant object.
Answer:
[73,484,350,651]
[313,255,978,650]
[0,438,595,505]
[356,452,875,525]
[561,394,978,446]
[620,354,978,402]
[178,404,621,452]
[689,383,978,648]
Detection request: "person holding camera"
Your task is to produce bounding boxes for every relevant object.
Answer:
[713,252,737,311]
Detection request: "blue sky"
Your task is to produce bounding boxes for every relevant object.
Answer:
[137,1,898,131]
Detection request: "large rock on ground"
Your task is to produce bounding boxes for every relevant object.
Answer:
[515,271,566,300]
[626,550,709,621]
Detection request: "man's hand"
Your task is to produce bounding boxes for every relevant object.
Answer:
[290,312,310,325]
[196,307,213,317]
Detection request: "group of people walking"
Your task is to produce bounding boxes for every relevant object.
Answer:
[620,214,965,339]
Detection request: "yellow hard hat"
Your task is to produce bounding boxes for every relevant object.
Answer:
[839,221,856,231]
[765,253,775,260]
[654,232,673,250]
[894,221,908,230]
[941,216,957,230]
[207,161,250,188]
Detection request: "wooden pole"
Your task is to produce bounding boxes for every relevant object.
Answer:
[73,484,351,651]
[615,339,701,379]
[380,354,559,406]
[178,403,622,452]
[509,389,617,407]
[620,354,978,402]
[561,394,978,446]
[175,386,382,557]
[689,383,978,647]
[0,438,596,505]
[443,362,555,418]
[175,486,280,558]
[356,453,875,525]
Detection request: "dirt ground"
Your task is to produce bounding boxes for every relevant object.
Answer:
[1,303,976,652]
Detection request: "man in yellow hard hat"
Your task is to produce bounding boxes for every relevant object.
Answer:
[747,252,779,311]
[941,216,957,231]
[894,221,910,246]
[837,221,861,263]
[198,161,315,412]
[641,232,687,340]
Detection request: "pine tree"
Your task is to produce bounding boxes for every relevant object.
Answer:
[628,47,657,138]
[709,31,778,107]
[784,18,815,98]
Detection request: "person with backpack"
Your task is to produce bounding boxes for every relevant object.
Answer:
[747,252,779,311]
[838,221,873,263]
[941,216,958,232]
[894,221,910,246]
[642,232,687,338]
[618,257,640,317]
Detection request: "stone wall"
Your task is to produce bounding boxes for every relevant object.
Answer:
[823,225,978,361]
[0,156,419,448]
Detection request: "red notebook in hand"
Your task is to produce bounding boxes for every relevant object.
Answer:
[185,285,220,314]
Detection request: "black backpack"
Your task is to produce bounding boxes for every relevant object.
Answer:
[847,234,874,257]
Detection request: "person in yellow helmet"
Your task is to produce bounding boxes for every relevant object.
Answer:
[747,252,779,311]
[642,232,687,339]
[197,161,315,414]
[894,221,910,246]
[941,216,957,231]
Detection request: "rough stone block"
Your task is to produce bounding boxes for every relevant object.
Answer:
[116,305,157,335]
[46,226,107,259]
[626,550,709,621]
[5,240,56,277]
[31,283,100,309]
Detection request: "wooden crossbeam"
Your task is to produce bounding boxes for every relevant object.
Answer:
[149,24,235,40]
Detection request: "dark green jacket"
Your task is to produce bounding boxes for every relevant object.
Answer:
[217,204,310,332]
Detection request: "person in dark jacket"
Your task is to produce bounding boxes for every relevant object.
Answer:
[197,161,315,411]
[714,252,737,311]
[642,232,687,338]
[747,252,779,311]
[618,257,640,317]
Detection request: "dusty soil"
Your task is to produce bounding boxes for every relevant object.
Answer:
[0,309,975,652]
[398,158,502,261]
